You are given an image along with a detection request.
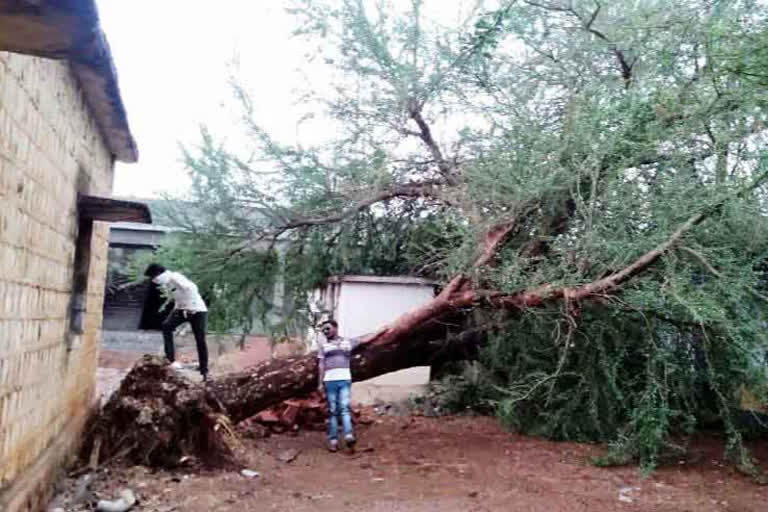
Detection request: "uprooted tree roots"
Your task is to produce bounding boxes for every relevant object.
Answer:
[81,356,240,468]
[82,321,482,468]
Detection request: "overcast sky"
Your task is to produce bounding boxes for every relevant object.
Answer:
[96,1,318,198]
[95,1,476,200]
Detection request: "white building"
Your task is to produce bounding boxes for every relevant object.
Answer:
[310,275,437,405]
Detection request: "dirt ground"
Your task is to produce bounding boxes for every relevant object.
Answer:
[84,339,768,512]
[64,414,766,512]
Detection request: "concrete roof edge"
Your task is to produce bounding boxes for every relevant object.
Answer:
[0,0,138,162]
[326,275,438,286]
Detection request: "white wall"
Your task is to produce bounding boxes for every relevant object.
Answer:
[309,277,437,403]
[330,279,435,404]
[336,281,435,338]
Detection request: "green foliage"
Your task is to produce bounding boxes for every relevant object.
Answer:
[280,207,464,286]
[428,361,497,414]
[462,198,768,472]
[156,0,768,472]
[479,302,766,473]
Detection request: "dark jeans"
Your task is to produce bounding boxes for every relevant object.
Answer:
[162,310,208,375]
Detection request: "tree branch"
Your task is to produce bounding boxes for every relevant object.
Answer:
[491,209,707,309]
[277,180,444,231]
[364,203,710,347]
[360,208,531,345]
[225,179,448,257]
[332,167,768,377]
[524,0,634,88]
[679,245,768,304]
[679,245,723,278]
[493,164,768,308]
[475,201,539,268]
[474,223,520,269]
[521,1,570,12]
[407,99,459,185]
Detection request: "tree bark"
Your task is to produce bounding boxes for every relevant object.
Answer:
[213,316,482,422]
[87,312,482,467]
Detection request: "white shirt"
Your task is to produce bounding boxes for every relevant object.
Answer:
[323,368,352,382]
[153,271,208,312]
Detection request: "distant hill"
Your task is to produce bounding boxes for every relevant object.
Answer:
[115,196,203,228]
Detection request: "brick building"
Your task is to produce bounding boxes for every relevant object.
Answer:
[0,3,147,510]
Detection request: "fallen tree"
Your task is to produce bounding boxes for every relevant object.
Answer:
[86,323,482,466]
[89,202,742,466]
[114,0,768,473]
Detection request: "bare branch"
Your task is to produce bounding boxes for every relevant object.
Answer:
[475,201,539,268]
[474,223,520,269]
[522,1,570,13]
[585,2,601,29]
[230,156,283,176]
[579,19,634,87]
[407,99,459,185]
[680,245,768,304]
[225,179,448,258]
[679,245,723,278]
[281,181,444,230]
[524,0,635,88]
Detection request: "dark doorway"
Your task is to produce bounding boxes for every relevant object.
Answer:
[139,282,173,330]
[103,245,172,331]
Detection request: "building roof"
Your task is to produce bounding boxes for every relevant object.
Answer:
[0,0,137,162]
[78,196,151,223]
[111,222,176,233]
[326,275,438,286]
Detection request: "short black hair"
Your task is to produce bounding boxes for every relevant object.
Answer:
[144,263,167,278]
[319,319,338,328]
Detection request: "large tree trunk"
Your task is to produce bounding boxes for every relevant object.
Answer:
[214,315,481,423]
[86,314,482,467]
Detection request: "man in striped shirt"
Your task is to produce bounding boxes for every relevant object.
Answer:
[317,319,358,452]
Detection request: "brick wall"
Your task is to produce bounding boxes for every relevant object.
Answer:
[0,51,114,511]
